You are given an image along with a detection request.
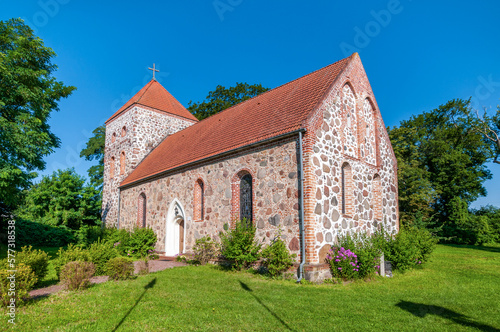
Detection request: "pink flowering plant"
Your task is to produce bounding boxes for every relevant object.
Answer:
[326,247,360,280]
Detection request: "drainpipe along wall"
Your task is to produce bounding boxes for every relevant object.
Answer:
[297,130,306,283]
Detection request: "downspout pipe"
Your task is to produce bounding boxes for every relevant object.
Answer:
[297,130,306,283]
[116,188,121,229]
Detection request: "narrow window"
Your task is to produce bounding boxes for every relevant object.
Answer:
[240,174,253,224]
[110,157,115,178]
[373,174,382,220]
[193,179,205,221]
[137,193,147,227]
[111,132,116,143]
[121,126,127,137]
[120,151,125,175]
[341,162,353,216]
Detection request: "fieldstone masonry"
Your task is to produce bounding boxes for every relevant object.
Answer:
[102,54,398,282]
[118,139,301,257]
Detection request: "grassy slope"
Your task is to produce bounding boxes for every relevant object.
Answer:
[3,244,500,331]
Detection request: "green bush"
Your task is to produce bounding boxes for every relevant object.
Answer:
[125,227,157,258]
[192,236,219,265]
[0,263,37,307]
[15,218,74,247]
[53,244,92,278]
[102,228,131,252]
[75,225,105,248]
[106,257,134,281]
[261,233,296,277]
[220,219,261,270]
[60,261,95,291]
[88,240,119,276]
[16,245,49,283]
[472,205,500,243]
[384,227,437,271]
[337,232,382,278]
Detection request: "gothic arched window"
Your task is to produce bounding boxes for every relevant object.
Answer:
[121,126,127,137]
[240,174,253,223]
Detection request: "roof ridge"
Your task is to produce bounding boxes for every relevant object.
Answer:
[135,80,154,104]
[188,55,353,127]
[203,55,352,121]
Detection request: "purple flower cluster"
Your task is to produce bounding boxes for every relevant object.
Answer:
[327,247,360,278]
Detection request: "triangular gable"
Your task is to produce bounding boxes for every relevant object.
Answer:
[105,80,198,124]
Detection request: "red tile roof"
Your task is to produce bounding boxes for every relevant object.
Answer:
[121,54,354,187]
[105,79,198,124]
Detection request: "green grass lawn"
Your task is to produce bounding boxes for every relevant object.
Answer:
[2,244,499,331]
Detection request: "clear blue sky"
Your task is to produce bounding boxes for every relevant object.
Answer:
[1,0,499,208]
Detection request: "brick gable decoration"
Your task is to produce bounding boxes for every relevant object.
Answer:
[102,53,399,282]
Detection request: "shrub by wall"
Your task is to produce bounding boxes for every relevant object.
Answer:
[220,219,261,270]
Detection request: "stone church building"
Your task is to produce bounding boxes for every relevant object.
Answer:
[102,53,399,280]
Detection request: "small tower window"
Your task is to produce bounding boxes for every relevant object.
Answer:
[121,126,127,137]
[110,157,115,178]
[111,132,116,143]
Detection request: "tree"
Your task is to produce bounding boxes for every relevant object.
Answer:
[464,105,500,165]
[187,82,269,120]
[80,125,105,192]
[388,99,493,238]
[16,169,101,229]
[0,18,76,217]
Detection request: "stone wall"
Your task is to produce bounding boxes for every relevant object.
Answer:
[102,105,196,226]
[303,54,399,264]
[118,138,301,257]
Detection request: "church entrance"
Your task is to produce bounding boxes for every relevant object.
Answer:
[165,200,185,256]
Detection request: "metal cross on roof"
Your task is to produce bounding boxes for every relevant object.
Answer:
[148,63,159,80]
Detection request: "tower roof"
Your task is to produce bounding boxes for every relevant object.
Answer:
[121,54,358,187]
[105,79,198,124]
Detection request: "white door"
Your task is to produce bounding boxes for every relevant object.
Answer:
[165,200,185,256]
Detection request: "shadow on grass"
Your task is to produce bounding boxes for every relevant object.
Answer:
[396,300,500,332]
[442,244,500,253]
[239,280,295,332]
[112,277,156,331]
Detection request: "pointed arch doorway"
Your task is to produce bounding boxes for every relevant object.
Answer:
[165,199,186,256]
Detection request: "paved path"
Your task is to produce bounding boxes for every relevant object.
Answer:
[29,259,186,299]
